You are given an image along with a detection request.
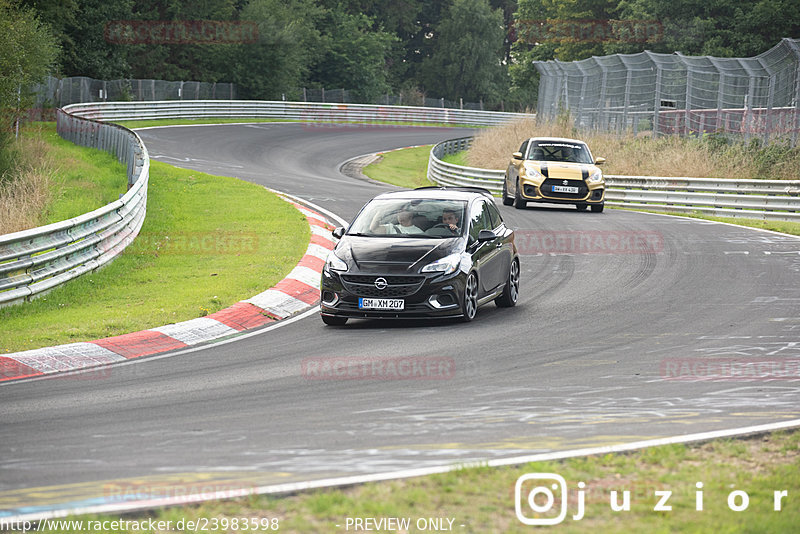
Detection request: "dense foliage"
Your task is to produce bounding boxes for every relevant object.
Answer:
[2,0,799,109]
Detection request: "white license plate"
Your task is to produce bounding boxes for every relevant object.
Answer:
[552,185,579,194]
[359,298,404,310]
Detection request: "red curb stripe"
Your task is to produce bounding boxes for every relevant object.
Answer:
[306,216,332,229]
[0,357,44,382]
[92,331,188,359]
[310,234,336,249]
[298,254,325,272]
[206,302,276,331]
[272,278,320,305]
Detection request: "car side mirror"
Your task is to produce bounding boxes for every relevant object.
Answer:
[332,226,345,239]
[594,157,606,165]
[512,151,523,160]
[477,229,496,243]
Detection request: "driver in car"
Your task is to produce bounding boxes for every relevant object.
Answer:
[441,209,461,234]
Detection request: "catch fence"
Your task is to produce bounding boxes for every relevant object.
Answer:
[534,38,800,146]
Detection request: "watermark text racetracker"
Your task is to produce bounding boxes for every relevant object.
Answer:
[104,20,258,45]
[515,230,663,255]
[661,358,800,381]
[513,19,663,44]
[302,357,456,381]
[515,473,792,526]
[0,517,279,533]
[124,231,261,256]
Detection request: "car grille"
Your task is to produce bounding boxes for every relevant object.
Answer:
[341,275,425,298]
[542,178,588,198]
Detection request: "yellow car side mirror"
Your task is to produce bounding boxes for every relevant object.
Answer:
[594,157,606,165]
[512,151,523,160]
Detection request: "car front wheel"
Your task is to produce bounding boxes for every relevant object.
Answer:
[461,272,478,322]
[591,203,604,213]
[502,177,513,206]
[513,180,527,209]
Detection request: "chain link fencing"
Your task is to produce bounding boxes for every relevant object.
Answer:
[534,38,800,146]
[31,76,238,109]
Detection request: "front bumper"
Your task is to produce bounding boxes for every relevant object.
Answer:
[521,179,605,204]
[320,270,467,319]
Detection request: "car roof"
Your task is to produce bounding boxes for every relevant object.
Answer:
[371,187,494,202]
[528,137,589,145]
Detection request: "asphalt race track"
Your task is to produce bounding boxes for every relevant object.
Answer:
[2,123,800,516]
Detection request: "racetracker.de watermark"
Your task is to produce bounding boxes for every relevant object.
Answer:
[301,357,455,380]
[103,480,256,503]
[660,358,800,381]
[104,20,259,45]
[513,19,663,44]
[125,231,261,256]
[515,230,663,255]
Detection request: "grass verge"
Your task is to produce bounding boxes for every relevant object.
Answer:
[25,429,800,533]
[361,146,435,189]
[466,116,800,180]
[116,118,471,131]
[0,127,308,353]
[0,123,127,234]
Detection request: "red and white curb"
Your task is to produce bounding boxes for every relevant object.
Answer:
[0,194,339,383]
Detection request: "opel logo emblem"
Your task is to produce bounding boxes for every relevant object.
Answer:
[375,277,388,290]
[562,179,569,185]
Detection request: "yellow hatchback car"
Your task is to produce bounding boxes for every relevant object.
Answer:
[502,137,606,212]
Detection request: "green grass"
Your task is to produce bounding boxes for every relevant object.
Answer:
[115,118,471,131]
[22,123,128,223]
[26,429,800,533]
[361,145,435,189]
[0,128,309,353]
[441,150,469,167]
[115,118,290,129]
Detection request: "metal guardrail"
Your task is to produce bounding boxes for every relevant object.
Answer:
[427,138,800,222]
[0,109,149,307]
[1,101,530,308]
[62,100,529,127]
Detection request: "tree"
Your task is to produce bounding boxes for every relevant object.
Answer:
[611,0,800,57]
[0,0,58,172]
[226,0,323,99]
[125,0,238,81]
[307,7,396,102]
[57,0,133,79]
[420,0,507,104]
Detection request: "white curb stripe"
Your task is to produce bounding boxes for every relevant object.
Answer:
[310,224,335,239]
[245,290,312,319]
[10,343,125,374]
[287,265,322,288]
[307,243,334,261]
[151,317,240,346]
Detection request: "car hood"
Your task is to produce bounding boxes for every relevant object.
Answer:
[337,235,463,274]
[525,161,600,180]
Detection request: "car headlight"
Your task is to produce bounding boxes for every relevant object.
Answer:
[524,164,542,179]
[588,169,603,183]
[325,251,348,273]
[421,253,461,275]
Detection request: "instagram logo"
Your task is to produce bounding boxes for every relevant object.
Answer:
[515,473,585,525]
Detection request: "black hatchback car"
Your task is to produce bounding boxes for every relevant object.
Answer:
[320,187,520,325]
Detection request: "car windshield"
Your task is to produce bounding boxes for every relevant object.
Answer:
[527,141,594,164]
[347,198,468,238]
